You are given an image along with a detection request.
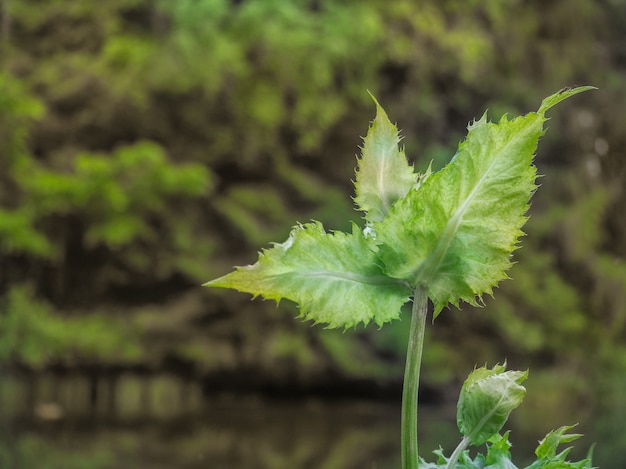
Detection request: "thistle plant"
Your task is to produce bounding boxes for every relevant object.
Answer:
[205,87,596,468]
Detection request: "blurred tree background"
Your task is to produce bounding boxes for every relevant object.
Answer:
[1,0,626,463]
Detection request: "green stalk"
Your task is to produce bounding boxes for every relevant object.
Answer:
[445,436,471,469]
[401,286,429,469]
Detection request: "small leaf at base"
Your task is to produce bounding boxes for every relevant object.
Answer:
[457,364,528,446]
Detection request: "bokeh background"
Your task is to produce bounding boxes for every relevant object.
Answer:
[1,1,626,468]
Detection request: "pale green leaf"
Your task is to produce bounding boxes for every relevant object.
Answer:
[375,88,592,316]
[376,111,541,315]
[457,365,528,446]
[523,425,594,469]
[534,426,583,460]
[538,86,597,114]
[485,432,519,469]
[204,222,411,328]
[354,93,417,223]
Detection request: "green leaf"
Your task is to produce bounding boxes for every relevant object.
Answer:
[419,423,594,469]
[535,426,583,460]
[375,87,593,316]
[537,86,597,114]
[204,222,411,328]
[204,88,593,330]
[457,364,528,446]
[354,93,417,223]
[485,433,519,469]
[523,425,594,469]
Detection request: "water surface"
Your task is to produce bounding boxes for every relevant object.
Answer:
[0,372,623,468]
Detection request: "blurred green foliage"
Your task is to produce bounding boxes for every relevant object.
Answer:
[0,0,625,408]
[0,433,116,469]
[0,285,140,367]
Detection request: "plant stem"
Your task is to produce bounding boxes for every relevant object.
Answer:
[401,286,429,469]
[445,436,471,469]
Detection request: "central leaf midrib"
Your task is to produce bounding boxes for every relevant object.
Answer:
[377,140,398,213]
[414,119,536,287]
[466,383,510,443]
[271,270,406,288]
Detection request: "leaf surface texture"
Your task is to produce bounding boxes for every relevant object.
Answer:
[205,222,411,328]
